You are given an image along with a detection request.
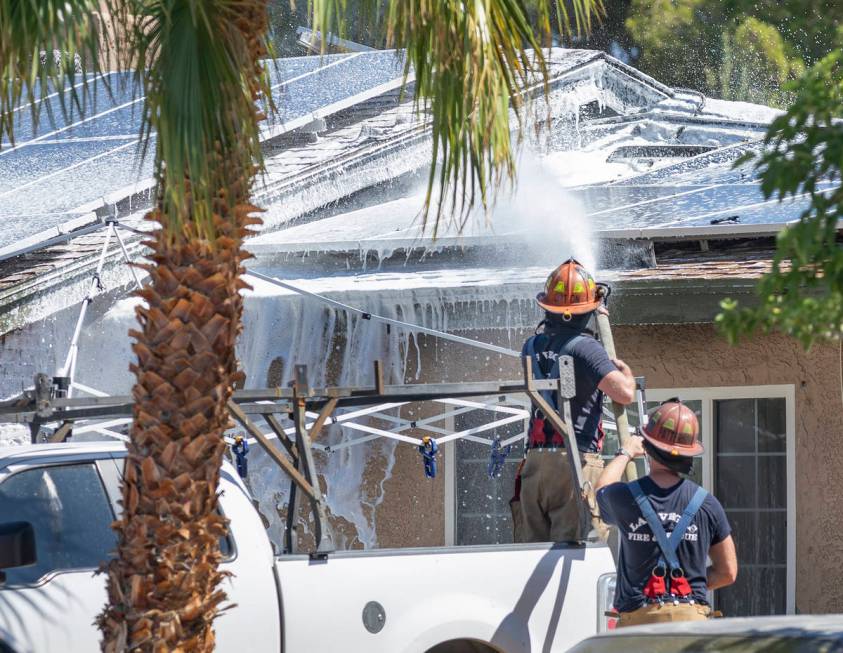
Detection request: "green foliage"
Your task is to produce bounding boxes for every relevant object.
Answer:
[0,0,104,147]
[308,0,603,232]
[713,17,805,108]
[626,0,715,91]
[716,52,843,347]
[624,0,839,106]
[736,0,840,66]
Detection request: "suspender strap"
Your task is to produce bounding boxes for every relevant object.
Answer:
[629,480,679,570]
[524,335,544,387]
[673,487,709,552]
[629,481,708,571]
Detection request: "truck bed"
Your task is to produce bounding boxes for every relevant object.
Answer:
[276,541,614,653]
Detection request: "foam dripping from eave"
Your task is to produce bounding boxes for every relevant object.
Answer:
[236,282,544,552]
[239,292,429,550]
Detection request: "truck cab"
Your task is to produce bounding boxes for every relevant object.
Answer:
[0,442,281,653]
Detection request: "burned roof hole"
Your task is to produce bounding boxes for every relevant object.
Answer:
[579,100,619,120]
[607,144,717,162]
[652,236,779,260]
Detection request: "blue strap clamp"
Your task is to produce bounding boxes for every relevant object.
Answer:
[419,436,439,478]
[487,437,512,478]
[232,434,250,479]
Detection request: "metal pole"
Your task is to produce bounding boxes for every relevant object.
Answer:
[112,222,143,290]
[228,400,316,500]
[292,365,334,555]
[636,378,651,475]
[595,311,638,482]
[266,407,303,554]
[46,421,74,444]
[285,475,299,554]
[247,270,520,359]
[60,224,114,397]
[265,413,299,459]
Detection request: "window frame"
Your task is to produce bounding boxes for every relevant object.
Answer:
[647,384,796,615]
[0,461,117,587]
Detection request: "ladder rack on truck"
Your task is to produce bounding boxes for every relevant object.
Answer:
[0,357,593,556]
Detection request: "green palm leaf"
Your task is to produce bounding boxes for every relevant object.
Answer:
[0,0,107,147]
[119,0,274,245]
[309,0,603,234]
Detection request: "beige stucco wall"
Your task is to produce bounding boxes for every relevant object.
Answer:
[366,324,843,614]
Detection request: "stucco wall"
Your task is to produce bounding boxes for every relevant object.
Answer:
[369,324,843,613]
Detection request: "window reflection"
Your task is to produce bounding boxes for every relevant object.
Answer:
[0,464,116,586]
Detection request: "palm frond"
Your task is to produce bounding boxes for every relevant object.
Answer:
[526,0,604,43]
[310,0,603,234]
[0,0,110,148]
[124,0,273,245]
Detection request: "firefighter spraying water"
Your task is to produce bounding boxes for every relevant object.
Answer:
[513,259,637,543]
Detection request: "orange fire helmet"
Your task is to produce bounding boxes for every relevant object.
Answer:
[536,258,603,317]
[642,400,704,457]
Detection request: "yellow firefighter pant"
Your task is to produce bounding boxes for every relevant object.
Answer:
[617,603,711,627]
[514,449,608,543]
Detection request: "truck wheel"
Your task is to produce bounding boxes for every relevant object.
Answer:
[425,640,501,653]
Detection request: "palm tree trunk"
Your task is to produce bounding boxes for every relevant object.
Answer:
[98,3,268,651]
[97,213,249,652]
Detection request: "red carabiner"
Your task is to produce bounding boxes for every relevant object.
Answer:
[670,568,693,598]
[643,566,667,599]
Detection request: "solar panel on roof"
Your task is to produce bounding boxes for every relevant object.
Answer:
[0,140,152,249]
[265,50,407,135]
[0,52,406,250]
[574,179,839,231]
[266,53,350,88]
[571,127,843,231]
[611,145,759,187]
[2,72,138,149]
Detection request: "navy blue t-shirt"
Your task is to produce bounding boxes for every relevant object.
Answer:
[597,477,732,612]
[522,326,617,452]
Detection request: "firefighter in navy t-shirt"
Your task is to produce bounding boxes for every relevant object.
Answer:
[596,400,738,627]
[514,259,636,544]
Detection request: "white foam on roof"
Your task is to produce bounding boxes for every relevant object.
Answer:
[244,265,551,298]
[696,97,783,124]
[248,150,604,267]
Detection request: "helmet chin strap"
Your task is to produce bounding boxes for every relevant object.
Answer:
[646,454,672,473]
[645,442,693,475]
[546,311,592,329]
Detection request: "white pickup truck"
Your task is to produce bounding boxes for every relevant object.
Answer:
[0,442,615,653]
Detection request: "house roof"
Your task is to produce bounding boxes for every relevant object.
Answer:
[0,52,410,247]
[0,47,826,335]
